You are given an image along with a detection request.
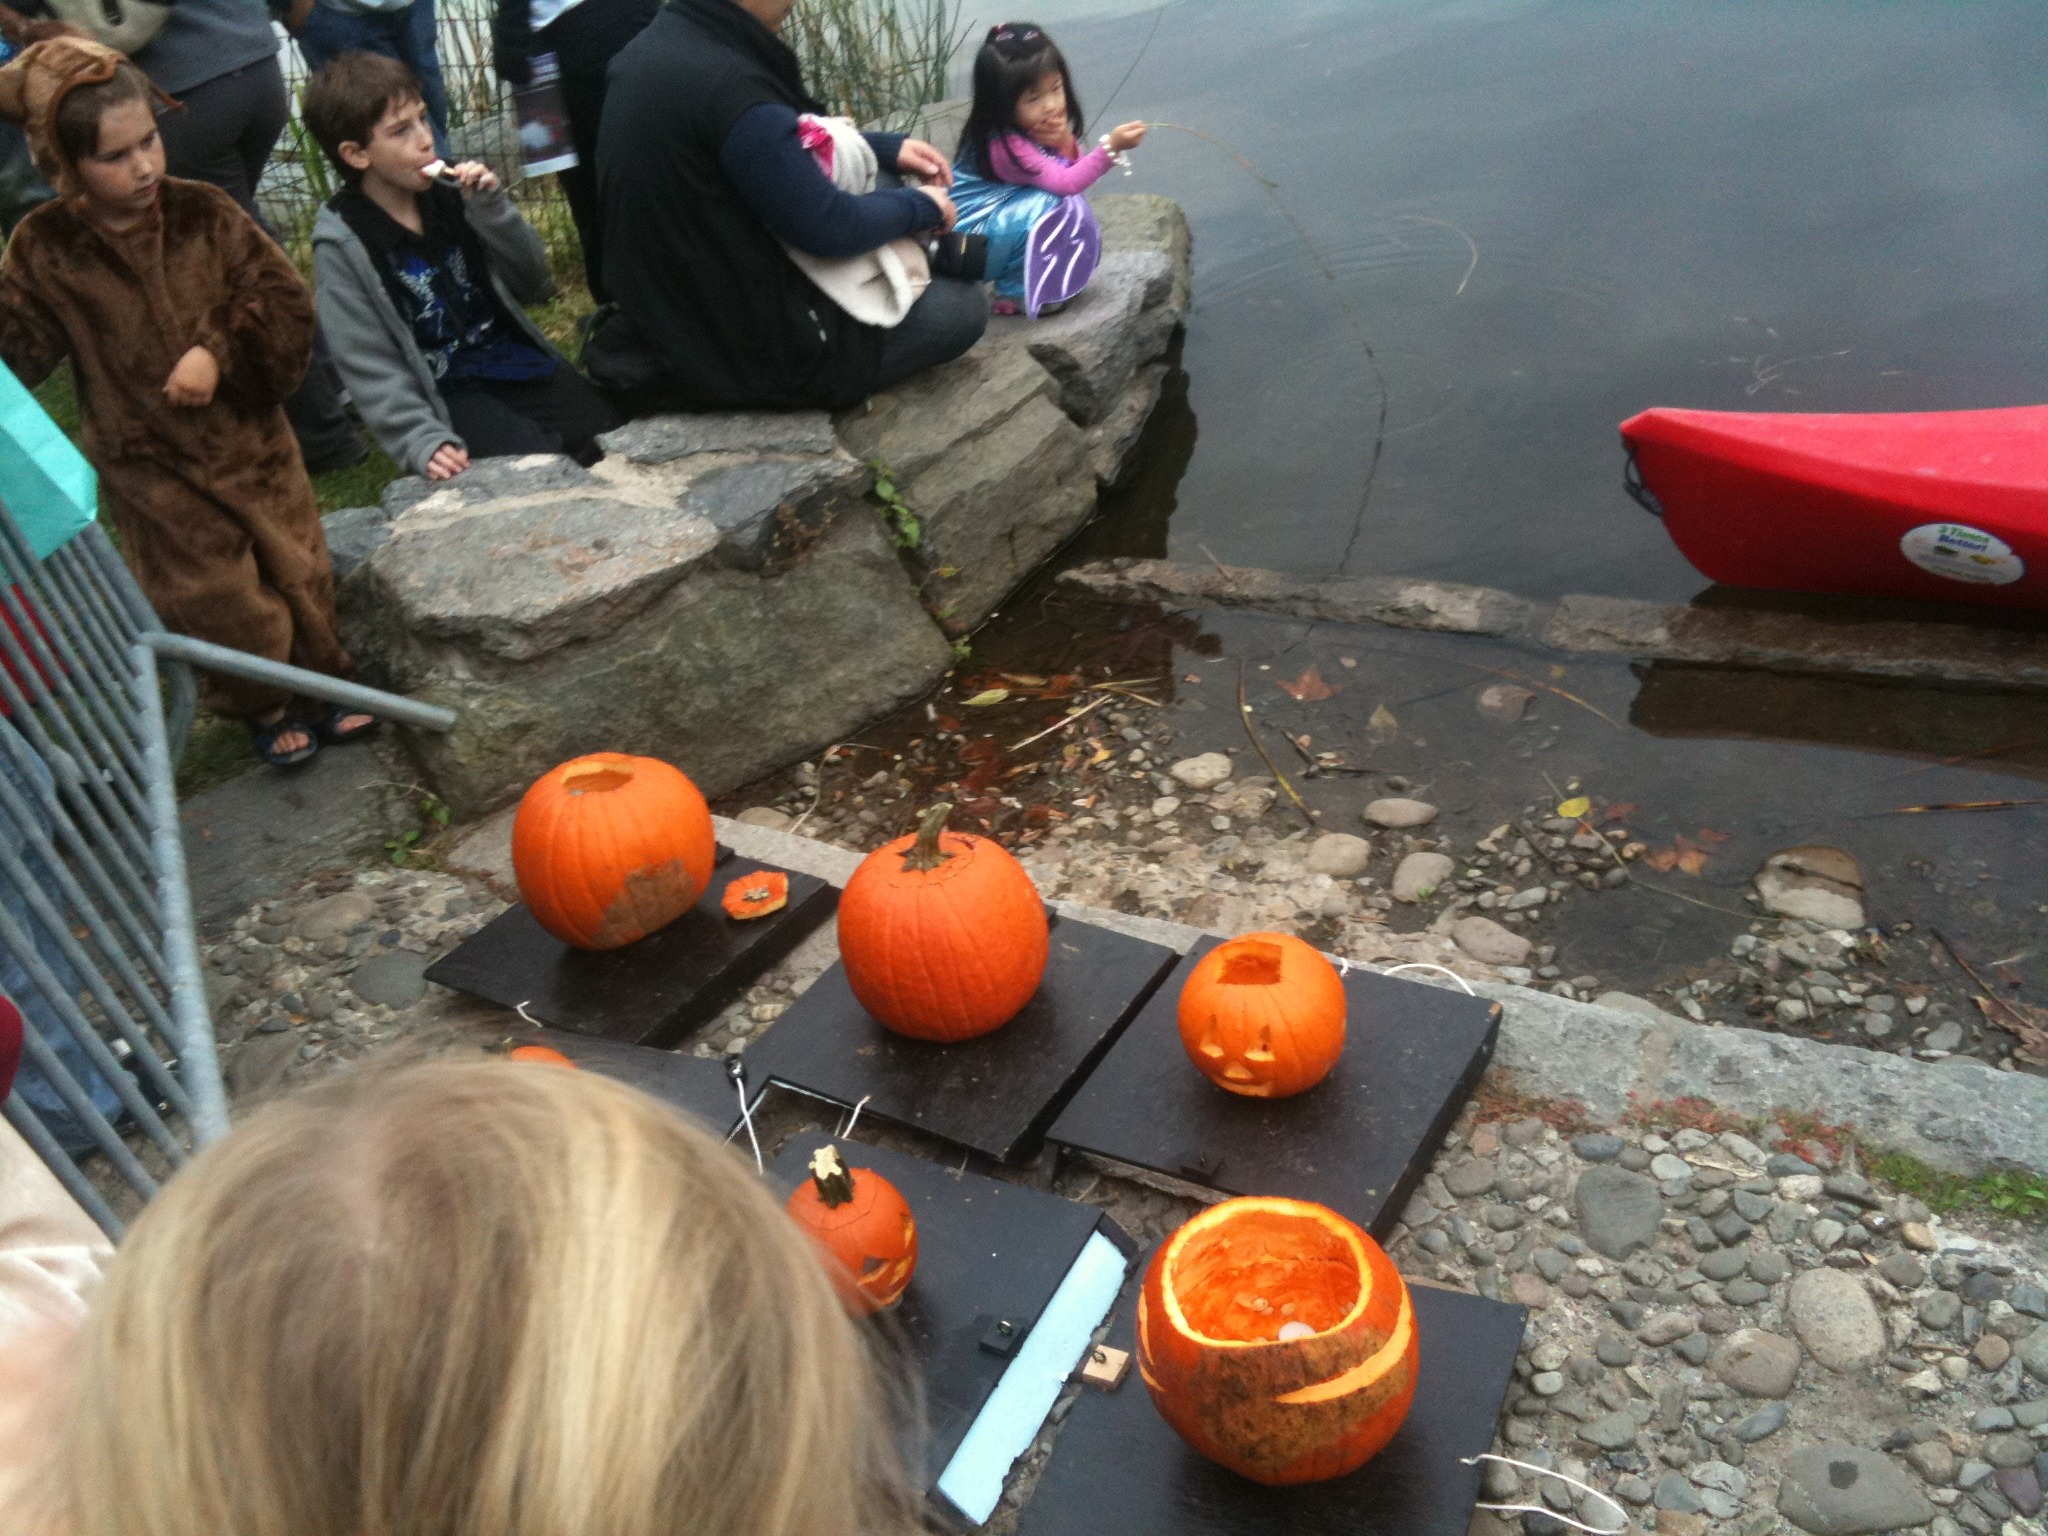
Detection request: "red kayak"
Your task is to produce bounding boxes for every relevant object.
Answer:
[1620,405,2048,611]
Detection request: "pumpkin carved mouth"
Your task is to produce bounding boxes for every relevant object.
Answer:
[1137,1198,1418,1486]
[1177,933,1347,1099]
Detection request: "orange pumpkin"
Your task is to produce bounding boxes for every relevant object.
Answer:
[511,754,716,951]
[723,870,790,920]
[836,803,1048,1042]
[784,1145,919,1314]
[1177,933,1346,1098]
[508,1044,577,1068]
[1137,1197,1417,1486]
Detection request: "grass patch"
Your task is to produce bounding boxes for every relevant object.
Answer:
[175,710,259,798]
[1866,1149,2048,1225]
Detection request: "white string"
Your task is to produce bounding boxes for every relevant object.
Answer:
[1461,1455,1627,1535]
[1380,961,1478,996]
[838,1094,871,1139]
[731,1067,763,1174]
[514,999,541,1026]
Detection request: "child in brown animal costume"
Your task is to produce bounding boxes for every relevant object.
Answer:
[0,34,373,766]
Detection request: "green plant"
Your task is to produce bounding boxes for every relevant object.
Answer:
[1867,1149,2048,1225]
[871,461,921,548]
[786,0,969,129]
[386,787,451,866]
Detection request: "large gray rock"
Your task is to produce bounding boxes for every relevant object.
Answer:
[346,491,954,818]
[321,504,391,582]
[1097,192,1195,312]
[1085,361,1170,489]
[676,456,872,572]
[600,411,837,463]
[1786,1268,1887,1372]
[995,250,1177,425]
[1776,1445,1936,1534]
[1572,1165,1663,1258]
[836,342,1061,482]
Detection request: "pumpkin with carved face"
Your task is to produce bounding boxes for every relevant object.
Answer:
[1177,933,1346,1098]
[784,1145,919,1315]
[1137,1197,1418,1485]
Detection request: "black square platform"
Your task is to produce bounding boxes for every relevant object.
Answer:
[1015,1270,1525,1536]
[424,848,836,1049]
[1046,940,1501,1239]
[744,916,1177,1162]
[769,1132,1131,1516]
[500,1026,748,1134]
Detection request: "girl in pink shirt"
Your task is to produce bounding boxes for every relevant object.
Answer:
[951,22,1147,317]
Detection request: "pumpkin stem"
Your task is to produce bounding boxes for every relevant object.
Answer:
[901,803,956,873]
[809,1144,857,1207]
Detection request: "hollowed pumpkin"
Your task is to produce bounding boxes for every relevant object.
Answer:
[837,803,1048,1041]
[511,754,715,951]
[1137,1197,1417,1485]
[785,1144,919,1315]
[507,1044,577,1068]
[723,871,790,920]
[1177,933,1346,1098]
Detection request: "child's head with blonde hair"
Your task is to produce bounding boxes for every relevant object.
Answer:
[57,1059,924,1536]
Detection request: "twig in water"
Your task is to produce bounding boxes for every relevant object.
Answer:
[1870,798,2048,817]
[1237,661,1317,831]
[1397,214,1480,298]
[1010,694,1113,751]
[1195,541,1244,596]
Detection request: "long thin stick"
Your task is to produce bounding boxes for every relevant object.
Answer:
[1010,694,1112,751]
[1932,928,2036,1038]
[1149,122,1392,579]
[1237,662,1317,830]
[1870,798,2048,817]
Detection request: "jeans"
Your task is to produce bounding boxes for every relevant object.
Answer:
[442,368,621,465]
[298,1,451,155]
[872,278,991,393]
[0,726,121,1155]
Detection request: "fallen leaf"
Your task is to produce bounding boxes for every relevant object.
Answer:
[1599,802,1637,825]
[1339,657,1358,669]
[1000,673,1048,688]
[1183,673,1203,684]
[963,689,1009,707]
[1643,833,1712,876]
[1277,665,1337,701]
[1694,826,1732,845]
[1366,703,1399,745]
[1556,796,1591,819]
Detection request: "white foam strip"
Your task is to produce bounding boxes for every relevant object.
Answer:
[934,1230,1130,1525]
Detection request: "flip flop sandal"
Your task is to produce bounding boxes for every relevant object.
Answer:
[315,707,380,745]
[251,717,319,769]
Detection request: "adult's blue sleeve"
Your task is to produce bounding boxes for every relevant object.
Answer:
[864,130,907,167]
[720,104,941,259]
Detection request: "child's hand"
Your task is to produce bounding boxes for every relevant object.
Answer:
[425,443,471,481]
[164,346,218,408]
[1107,121,1147,154]
[449,161,499,194]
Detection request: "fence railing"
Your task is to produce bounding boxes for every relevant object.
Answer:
[0,500,453,1237]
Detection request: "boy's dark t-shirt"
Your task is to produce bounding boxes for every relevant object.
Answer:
[331,182,555,385]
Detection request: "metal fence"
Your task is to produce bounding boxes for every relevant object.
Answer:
[0,499,453,1237]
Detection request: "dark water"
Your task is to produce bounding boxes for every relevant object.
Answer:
[1034,0,2048,601]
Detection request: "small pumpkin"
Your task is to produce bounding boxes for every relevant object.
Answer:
[723,870,790,921]
[512,753,716,951]
[1177,932,1346,1098]
[508,1044,577,1068]
[837,803,1048,1042]
[1137,1196,1417,1486]
[785,1144,919,1314]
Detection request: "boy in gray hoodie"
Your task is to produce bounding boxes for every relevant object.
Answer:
[304,50,616,481]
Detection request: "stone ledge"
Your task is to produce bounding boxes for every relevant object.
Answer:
[711,815,2048,1178]
[1061,557,2048,691]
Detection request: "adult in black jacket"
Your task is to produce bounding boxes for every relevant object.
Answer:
[591,0,987,410]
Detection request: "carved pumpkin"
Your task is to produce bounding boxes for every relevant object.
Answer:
[836,803,1048,1042]
[508,1044,577,1067]
[723,871,790,920]
[785,1145,919,1315]
[512,754,716,951]
[1177,933,1346,1098]
[1137,1197,1417,1486]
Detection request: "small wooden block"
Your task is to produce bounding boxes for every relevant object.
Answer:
[744,916,1177,1162]
[1080,1345,1130,1389]
[1046,940,1501,1239]
[423,848,835,1049]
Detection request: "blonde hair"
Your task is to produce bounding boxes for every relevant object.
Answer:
[59,1059,926,1536]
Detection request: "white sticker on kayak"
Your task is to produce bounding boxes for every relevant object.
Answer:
[1899,523,2025,586]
